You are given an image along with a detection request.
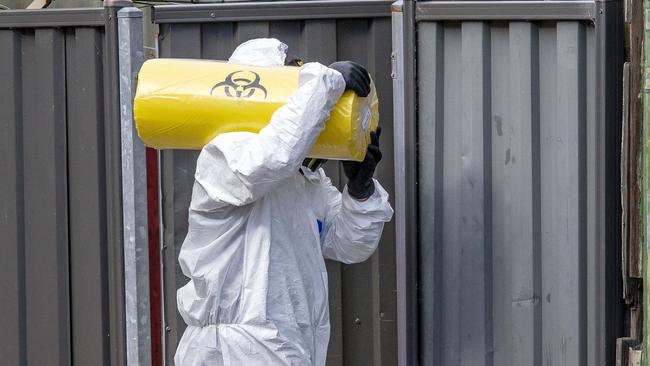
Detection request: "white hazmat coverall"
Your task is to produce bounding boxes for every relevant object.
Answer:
[174,38,394,366]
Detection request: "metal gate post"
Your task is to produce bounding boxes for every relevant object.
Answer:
[118,7,152,366]
[392,1,418,365]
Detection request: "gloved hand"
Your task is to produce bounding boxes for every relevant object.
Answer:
[328,61,371,97]
[343,127,383,200]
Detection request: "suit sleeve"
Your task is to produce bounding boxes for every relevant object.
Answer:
[318,175,394,264]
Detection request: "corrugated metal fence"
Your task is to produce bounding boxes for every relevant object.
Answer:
[151,1,397,364]
[393,1,624,365]
[0,8,126,366]
[0,1,627,365]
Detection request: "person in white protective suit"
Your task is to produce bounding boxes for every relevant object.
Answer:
[174,38,394,366]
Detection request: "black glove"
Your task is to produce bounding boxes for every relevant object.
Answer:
[328,61,371,97]
[343,127,383,200]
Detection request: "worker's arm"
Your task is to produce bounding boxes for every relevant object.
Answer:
[191,62,345,210]
[318,175,393,264]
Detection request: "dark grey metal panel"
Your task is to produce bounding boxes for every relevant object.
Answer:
[154,3,396,365]
[0,28,26,366]
[589,3,624,365]
[66,26,110,365]
[23,27,70,366]
[415,7,623,366]
[0,8,125,366]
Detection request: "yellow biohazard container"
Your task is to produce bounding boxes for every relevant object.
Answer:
[133,58,379,161]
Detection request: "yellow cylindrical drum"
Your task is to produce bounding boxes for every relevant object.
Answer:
[134,58,379,161]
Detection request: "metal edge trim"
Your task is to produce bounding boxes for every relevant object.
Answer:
[104,5,128,366]
[152,0,393,24]
[0,8,105,28]
[415,1,597,21]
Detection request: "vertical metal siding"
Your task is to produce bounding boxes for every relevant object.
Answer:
[0,28,26,366]
[416,8,622,366]
[152,2,396,365]
[66,25,111,365]
[0,9,125,365]
[23,27,70,366]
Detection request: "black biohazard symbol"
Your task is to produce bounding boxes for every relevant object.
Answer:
[210,70,268,99]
